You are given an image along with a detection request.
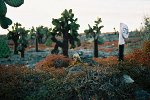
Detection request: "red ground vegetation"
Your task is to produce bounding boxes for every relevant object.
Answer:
[35,54,72,78]
[99,48,115,52]
[94,41,150,67]
[26,44,49,51]
[93,56,118,66]
[99,40,118,47]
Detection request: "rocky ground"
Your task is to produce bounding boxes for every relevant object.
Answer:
[0,42,119,68]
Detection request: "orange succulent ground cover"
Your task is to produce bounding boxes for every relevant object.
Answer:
[93,56,118,66]
[35,54,72,78]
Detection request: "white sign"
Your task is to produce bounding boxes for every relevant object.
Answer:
[119,23,129,45]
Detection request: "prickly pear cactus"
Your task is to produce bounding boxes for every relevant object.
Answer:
[84,18,104,58]
[4,0,24,7]
[0,0,24,29]
[0,37,11,58]
[0,16,12,29]
[0,0,7,17]
[51,9,80,56]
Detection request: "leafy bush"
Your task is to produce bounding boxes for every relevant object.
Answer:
[0,37,11,58]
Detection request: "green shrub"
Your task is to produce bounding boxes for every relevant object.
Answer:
[0,37,11,58]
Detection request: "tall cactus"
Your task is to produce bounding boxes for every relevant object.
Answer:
[0,0,24,29]
[36,26,50,44]
[51,9,80,57]
[7,22,29,57]
[7,23,21,54]
[28,26,36,45]
[84,18,104,58]
[17,27,29,58]
[8,23,28,57]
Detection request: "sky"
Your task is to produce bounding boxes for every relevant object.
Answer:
[0,0,150,34]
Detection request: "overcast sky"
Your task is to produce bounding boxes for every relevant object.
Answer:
[0,0,150,34]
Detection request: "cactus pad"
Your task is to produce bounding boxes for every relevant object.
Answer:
[0,16,12,29]
[4,0,24,7]
[0,0,7,16]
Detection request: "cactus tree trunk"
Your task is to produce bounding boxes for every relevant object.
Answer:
[94,38,98,58]
[35,34,38,52]
[62,33,69,57]
[14,41,18,54]
[20,50,24,58]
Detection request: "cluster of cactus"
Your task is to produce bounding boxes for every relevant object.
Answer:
[36,26,52,44]
[7,23,21,54]
[0,0,24,29]
[7,22,29,57]
[84,18,104,58]
[0,36,11,58]
[51,9,80,56]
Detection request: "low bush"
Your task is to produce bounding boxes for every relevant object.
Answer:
[36,54,72,68]
[35,54,72,78]
[0,65,51,100]
[125,40,150,67]
[93,56,118,66]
